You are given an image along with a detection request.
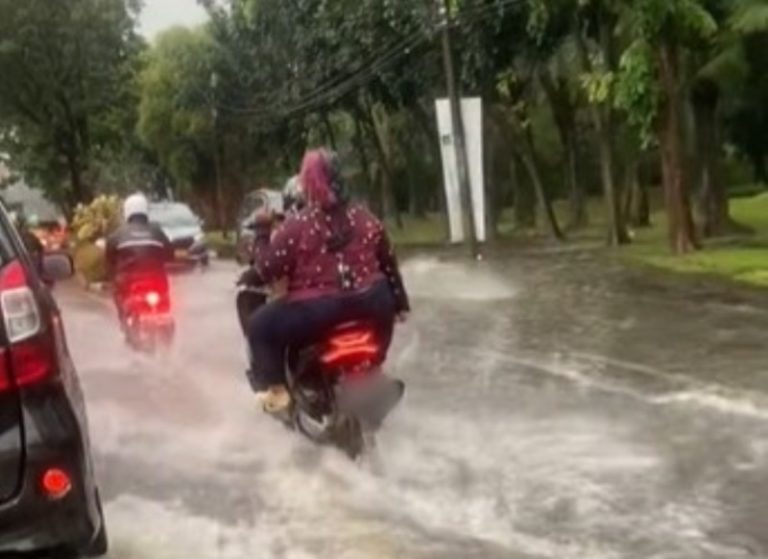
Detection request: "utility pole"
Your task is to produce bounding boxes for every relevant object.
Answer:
[438,0,479,258]
[210,72,228,239]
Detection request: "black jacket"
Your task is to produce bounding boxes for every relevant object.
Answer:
[106,218,172,279]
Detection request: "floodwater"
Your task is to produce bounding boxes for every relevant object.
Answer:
[57,252,768,558]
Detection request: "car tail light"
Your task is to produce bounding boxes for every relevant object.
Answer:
[321,330,379,366]
[0,348,10,392]
[41,467,72,500]
[0,261,53,393]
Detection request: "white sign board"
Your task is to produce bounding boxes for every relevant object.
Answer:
[435,97,486,243]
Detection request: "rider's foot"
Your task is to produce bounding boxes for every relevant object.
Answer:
[257,385,291,414]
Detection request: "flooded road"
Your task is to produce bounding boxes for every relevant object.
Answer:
[58,253,768,558]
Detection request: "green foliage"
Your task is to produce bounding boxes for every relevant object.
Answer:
[614,40,660,146]
[0,0,142,209]
[580,71,616,104]
[136,27,216,191]
[729,0,768,34]
[70,195,122,244]
[631,0,717,40]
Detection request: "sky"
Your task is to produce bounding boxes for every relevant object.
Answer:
[138,0,210,39]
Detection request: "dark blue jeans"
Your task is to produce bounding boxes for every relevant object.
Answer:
[247,280,396,388]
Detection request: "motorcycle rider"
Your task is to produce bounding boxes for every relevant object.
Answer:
[238,148,410,413]
[106,193,173,325]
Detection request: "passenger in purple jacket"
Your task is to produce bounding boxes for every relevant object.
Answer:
[239,148,410,412]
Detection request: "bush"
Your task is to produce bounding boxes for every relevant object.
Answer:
[71,195,122,244]
[206,231,238,260]
[73,242,107,285]
[70,195,121,284]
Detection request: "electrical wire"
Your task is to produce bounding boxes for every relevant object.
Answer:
[208,0,524,126]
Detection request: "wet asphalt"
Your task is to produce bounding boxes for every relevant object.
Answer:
[54,252,768,559]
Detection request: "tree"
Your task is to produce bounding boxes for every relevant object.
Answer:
[136,27,217,199]
[576,0,632,246]
[539,56,587,228]
[615,0,718,253]
[0,0,142,210]
[721,1,768,186]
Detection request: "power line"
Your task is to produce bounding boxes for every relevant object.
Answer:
[207,5,433,110]
[213,0,523,121]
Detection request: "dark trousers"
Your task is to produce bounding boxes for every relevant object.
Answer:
[247,280,396,387]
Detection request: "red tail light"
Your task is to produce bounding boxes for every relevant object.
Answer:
[145,291,161,308]
[0,260,53,393]
[0,348,10,392]
[124,276,170,314]
[41,467,72,500]
[321,330,379,366]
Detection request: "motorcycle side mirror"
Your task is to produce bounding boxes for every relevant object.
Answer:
[41,252,74,283]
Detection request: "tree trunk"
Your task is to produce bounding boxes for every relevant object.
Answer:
[404,152,426,218]
[691,79,745,237]
[565,132,586,228]
[213,124,228,238]
[321,112,337,150]
[750,152,767,184]
[484,110,501,241]
[658,42,698,253]
[539,69,586,228]
[411,101,446,215]
[623,158,650,227]
[353,114,373,196]
[64,149,92,208]
[596,108,630,245]
[367,104,402,228]
[511,155,536,229]
[575,24,628,245]
[516,123,564,241]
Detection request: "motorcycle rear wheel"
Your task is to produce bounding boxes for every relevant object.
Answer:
[334,415,366,460]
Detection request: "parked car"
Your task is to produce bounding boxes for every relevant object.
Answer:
[235,189,284,265]
[29,219,70,253]
[0,200,108,557]
[149,202,209,268]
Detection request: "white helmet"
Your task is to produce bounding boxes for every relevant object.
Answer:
[123,193,149,222]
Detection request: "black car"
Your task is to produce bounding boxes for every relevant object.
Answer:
[0,202,107,557]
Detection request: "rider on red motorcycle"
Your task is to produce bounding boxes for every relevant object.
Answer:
[106,193,173,326]
[238,149,410,413]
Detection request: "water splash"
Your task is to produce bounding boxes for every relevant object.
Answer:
[400,257,516,301]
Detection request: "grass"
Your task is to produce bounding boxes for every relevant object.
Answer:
[625,191,768,287]
[208,188,768,289]
[386,214,448,246]
[205,230,240,259]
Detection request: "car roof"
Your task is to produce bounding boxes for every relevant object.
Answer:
[149,201,193,210]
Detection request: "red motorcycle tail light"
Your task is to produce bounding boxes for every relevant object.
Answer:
[321,330,379,366]
[145,291,161,308]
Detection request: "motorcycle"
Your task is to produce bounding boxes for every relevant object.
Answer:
[236,284,405,459]
[119,274,175,353]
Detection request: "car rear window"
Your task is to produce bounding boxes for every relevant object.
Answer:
[0,202,25,267]
[150,205,198,228]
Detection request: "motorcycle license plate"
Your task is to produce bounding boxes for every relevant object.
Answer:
[139,313,173,326]
[174,249,188,259]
